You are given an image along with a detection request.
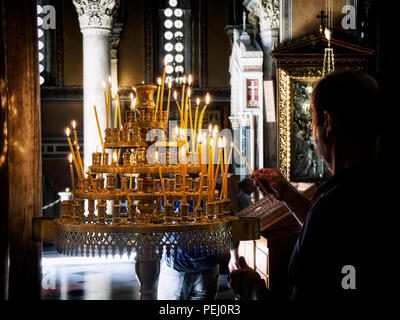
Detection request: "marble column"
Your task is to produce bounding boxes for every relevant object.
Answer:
[73,0,117,169]
[245,0,280,79]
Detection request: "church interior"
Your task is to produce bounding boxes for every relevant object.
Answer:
[0,0,396,302]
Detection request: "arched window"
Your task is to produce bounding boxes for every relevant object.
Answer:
[159,0,192,83]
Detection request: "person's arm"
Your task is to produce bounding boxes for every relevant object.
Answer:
[252,169,312,225]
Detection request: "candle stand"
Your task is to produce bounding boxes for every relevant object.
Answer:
[33,83,260,300]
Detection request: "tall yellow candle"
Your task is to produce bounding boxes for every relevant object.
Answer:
[181,146,187,203]
[103,82,109,129]
[159,59,167,113]
[92,106,104,149]
[108,76,112,127]
[117,94,122,129]
[69,154,76,204]
[72,120,85,177]
[66,128,82,179]
[155,78,161,114]
[181,76,186,125]
[166,79,172,120]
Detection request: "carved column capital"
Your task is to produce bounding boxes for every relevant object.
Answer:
[246,0,280,31]
[73,0,117,31]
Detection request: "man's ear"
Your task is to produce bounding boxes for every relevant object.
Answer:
[323,111,333,138]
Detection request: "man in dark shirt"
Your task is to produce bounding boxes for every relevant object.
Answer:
[229,71,386,303]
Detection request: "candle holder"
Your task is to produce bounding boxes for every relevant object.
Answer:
[180,202,189,224]
[127,129,135,142]
[206,201,216,222]
[137,147,146,163]
[102,152,109,166]
[78,199,85,220]
[194,206,203,223]
[187,177,193,191]
[61,200,72,220]
[92,152,102,166]
[163,203,173,224]
[128,203,137,225]
[82,179,90,192]
[88,199,95,219]
[137,178,144,193]
[71,203,81,223]
[216,200,224,221]
[95,177,104,191]
[118,129,124,143]
[193,178,200,192]
[222,199,231,220]
[97,202,107,224]
[106,174,116,192]
[112,204,121,224]
[111,128,119,143]
[105,128,113,143]
[123,151,130,166]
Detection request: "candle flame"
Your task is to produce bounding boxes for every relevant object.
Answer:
[69,153,73,164]
[66,128,70,137]
[206,93,210,105]
[198,134,202,144]
[175,126,179,136]
[188,75,192,86]
[155,150,159,162]
[108,76,112,83]
[130,93,134,100]
[208,124,212,133]
[102,81,106,89]
[223,136,226,147]
[196,97,200,106]
[157,78,162,86]
[113,151,117,163]
[183,76,186,84]
[168,79,172,89]
[174,91,177,100]
[95,146,98,153]
[181,146,185,157]
[72,120,76,130]
[163,57,168,66]
[188,88,191,97]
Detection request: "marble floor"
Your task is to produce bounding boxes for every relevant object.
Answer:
[41,246,235,300]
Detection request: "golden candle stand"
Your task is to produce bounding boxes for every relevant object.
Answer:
[33,83,260,300]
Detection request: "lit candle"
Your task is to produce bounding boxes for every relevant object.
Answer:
[129,150,134,189]
[117,91,122,129]
[69,154,76,204]
[155,77,161,114]
[181,76,186,126]
[66,128,82,179]
[193,97,200,152]
[113,87,118,129]
[211,137,224,201]
[72,120,85,177]
[181,146,187,203]
[174,90,182,126]
[108,76,112,127]
[159,58,167,113]
[188,89,194,151]
[184,87,190,130]
[130,93,135,111]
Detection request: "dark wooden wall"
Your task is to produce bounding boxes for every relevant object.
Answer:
[0,0,42,300]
